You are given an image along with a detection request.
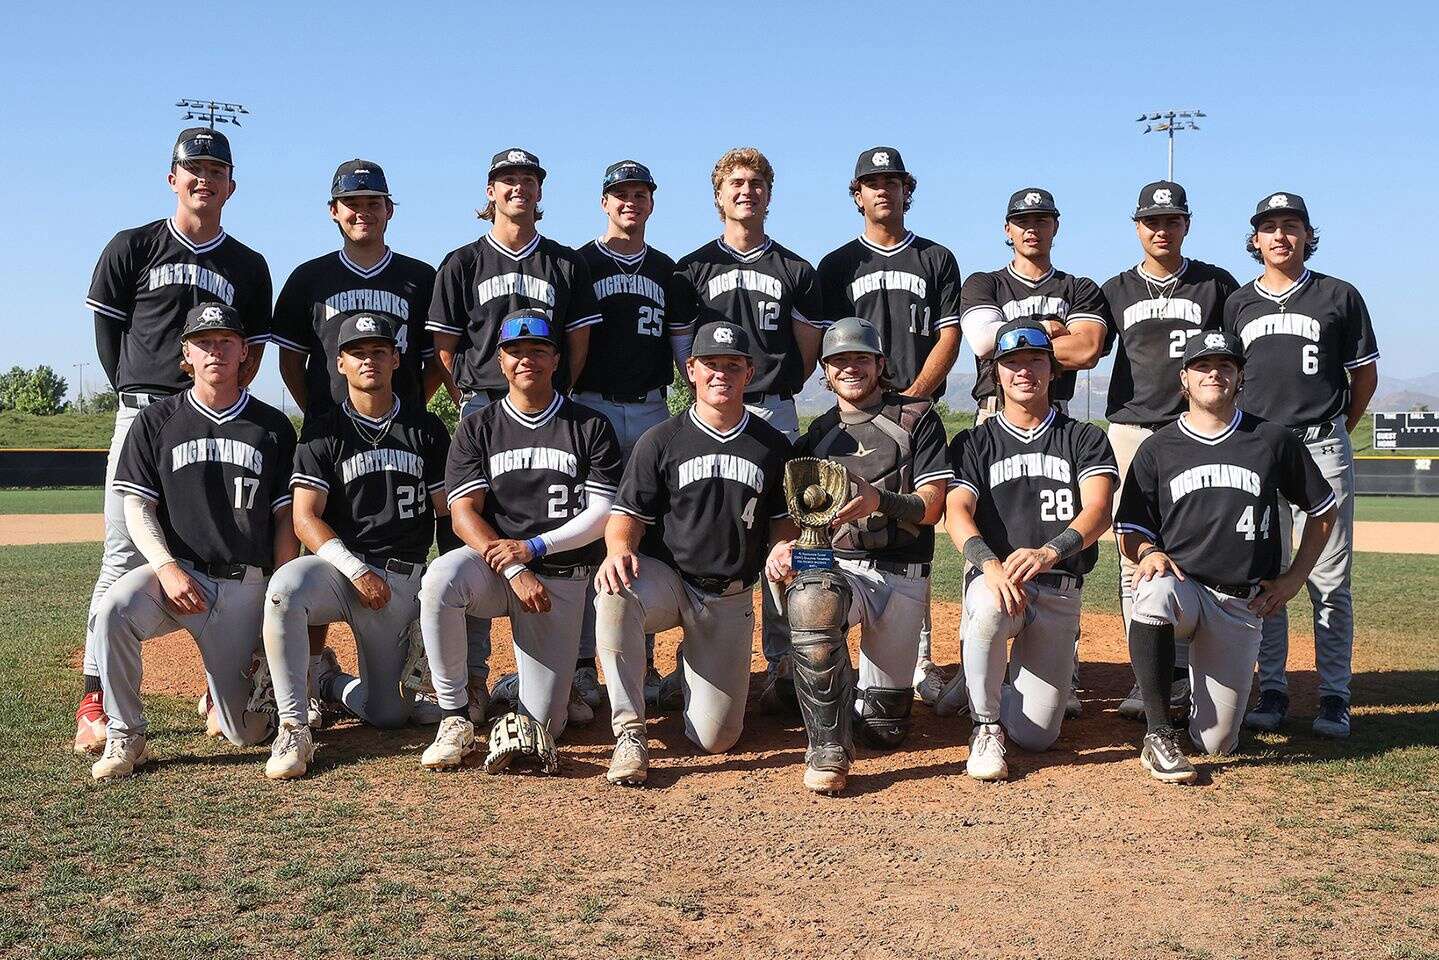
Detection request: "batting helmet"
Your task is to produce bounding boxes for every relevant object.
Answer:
[822,317,883,361]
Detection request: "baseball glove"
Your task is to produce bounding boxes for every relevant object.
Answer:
[399,619,433,695]
[484,711,558,775]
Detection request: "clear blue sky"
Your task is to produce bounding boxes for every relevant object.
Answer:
[5,0,1436,407]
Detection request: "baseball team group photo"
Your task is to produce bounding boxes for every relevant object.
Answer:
[5,5,1437,957]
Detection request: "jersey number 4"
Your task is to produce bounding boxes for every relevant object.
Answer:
[1236,505,1272,541]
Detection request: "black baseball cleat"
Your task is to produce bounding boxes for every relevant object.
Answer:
[1312,695,1351,739]
[1243,688,1289,732]
[1140,727,1198,784]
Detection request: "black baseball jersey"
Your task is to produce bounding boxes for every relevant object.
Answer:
[271,248,435,417]
[573,241,684,395]
[669,238,825,397]
[85,219,272,395]
[427,234,601,394]
[291,400,449,564]
[112,390,296,569]
[949,409,1118,577]
[1115,410,1336,587]
[817,233,963,397]
[1222,270,1380,428]
[446,394,621,573]
[958,265,1109,403]
[614,408,791,584]
[797,395,952,564]
[1101,259,1239,425]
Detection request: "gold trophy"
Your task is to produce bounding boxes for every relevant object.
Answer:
[783,457,849,571]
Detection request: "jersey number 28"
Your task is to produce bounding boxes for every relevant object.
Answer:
[1040,488,1075,522]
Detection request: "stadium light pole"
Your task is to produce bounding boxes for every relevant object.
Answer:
[1137,109,1205,180]
[175,98,250,129]
[72,362,88,402]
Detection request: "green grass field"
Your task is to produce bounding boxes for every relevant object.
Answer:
[0,411,112,449]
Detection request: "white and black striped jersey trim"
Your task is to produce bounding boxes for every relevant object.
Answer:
[994,407,1057,445]
[1344,351,1381,369]
[591,239,647,269]
[914,468,956,488]
[610,504,655,523]
[1136,258,1190,285]
[339,247,394,280]
[1114,520,1158,540]
[343,397,400,430]
[1005,264,1056,288]
[84,297,128,320]
[111,479,160,502]
[166,218,226,255]
[484,233,542,262]
[500,392,563,429]
[857,232,916,258]
[1252,270,1311,305]
[270,332,308,353]
[948,476,980,495]
[717,237,773,263]
[447,477,489,505]
[270,492,294,513]
[1176,408,1242,446]
[290,472,330,492]
[1306,490,1339,517]
[185,389,251,425]
[687,407,751,443]
[1078,464,1121,482]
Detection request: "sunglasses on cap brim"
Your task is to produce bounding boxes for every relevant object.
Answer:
[333,173,387,195]
[499,316,556,344]
[995,327,1054,355]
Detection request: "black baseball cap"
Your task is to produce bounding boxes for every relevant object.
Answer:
[992,319,1055,361]
[1250,191,1309,227]
[1007,187,1059,219]
[336,312,398,352]
[173,127,233,167]
[489,148,546,182]
[1134,180,1189,219]
[181,302,245,340]
[331,159,391,199]
[691,321,751,359]
[853,146,908,180]
[603,160,656,192]
[1182,330,1246,368]
[497,309,558,348]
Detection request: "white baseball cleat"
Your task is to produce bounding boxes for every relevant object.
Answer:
[966,723,1008,782]
[913,660,948,708]
[1140,728,1199,784]
[421,716,477,770]
[91,734,152,780]
[265,722,315,780]
[606,730,649,786]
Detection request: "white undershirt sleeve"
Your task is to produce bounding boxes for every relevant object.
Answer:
[538,491,614,556]
[123,494,176,571]
[960,305,1007,358]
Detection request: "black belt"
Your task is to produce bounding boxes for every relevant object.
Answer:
[1199,579,1262,600]
[461,388,508,404]
[534,564,592,581]
[1295,421,1337,443]
[1035,571,1083,590]
[361,555,424,577]
[681,573,751,595]
[120,391,165,409]
[743,391,792,404]
[875,560,931,578]
[194,561,270,580]
[592,389,664,404]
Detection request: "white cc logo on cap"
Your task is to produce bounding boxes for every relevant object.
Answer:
[1153,188,1173,205]
[1024,192,1042,206]
[1204,333,1226,349]
[355,317,378,333]
[1268,193,1289,208]
[200,306,224,323]
[507,150,529,163]
[713,327,735,344]
[871,151,890,166]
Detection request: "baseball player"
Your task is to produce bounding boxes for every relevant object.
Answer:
[956,188,1111,719]
[764,317,952,794]
[77,126,272,754]
[1115,332,1337,782]
[669,147,823,703]
[594,321,792,786]
[816,147,964,710]
[259,313,451,777]
[416,311,622,770]
[88,304,298,779]
[1101,181,1239,722]
[942,319,1117,782]
[427,148,603,711]
[572,160,692,709]
[1224,193,1379,739]
[271,159,447,725]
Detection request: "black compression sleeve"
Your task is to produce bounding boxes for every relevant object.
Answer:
[1128,620,1176,735]
[94,313,121,389]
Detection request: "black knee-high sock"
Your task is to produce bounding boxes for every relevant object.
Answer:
[1128,620,1176,734]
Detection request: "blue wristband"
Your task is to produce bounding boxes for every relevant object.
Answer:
[526,536,547,559]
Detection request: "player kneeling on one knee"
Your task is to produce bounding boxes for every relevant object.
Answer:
[90,305,300,781]
[765,316,952,795]
[594,322,792,785]
[943,320,1117,782]
[1115,332,1336,783]
[261,314,452,777]
[418,311,622,771]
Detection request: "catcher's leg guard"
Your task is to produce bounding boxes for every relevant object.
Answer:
[854,686,914,748]
[785,571,854,793]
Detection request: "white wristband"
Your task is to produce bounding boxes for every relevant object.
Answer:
[502,563,528,581]
[316,537,371,582]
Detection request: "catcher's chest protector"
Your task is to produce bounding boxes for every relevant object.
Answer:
[810,396,929,553]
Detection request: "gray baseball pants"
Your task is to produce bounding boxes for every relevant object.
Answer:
[456,391,501,687]
[1132,573,1262,755]
[595,558,755,753]
[961,573,1081,751]
[420,546,587,738]
[1257,416,1355,701]
[93,560,273,745]
[747,395,802,669]
[263,556,422,729]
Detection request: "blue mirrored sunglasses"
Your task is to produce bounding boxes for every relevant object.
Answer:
[500,315,555,343]
[995,327,1053,354]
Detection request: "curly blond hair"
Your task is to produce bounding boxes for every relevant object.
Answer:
[711,147,774,222]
